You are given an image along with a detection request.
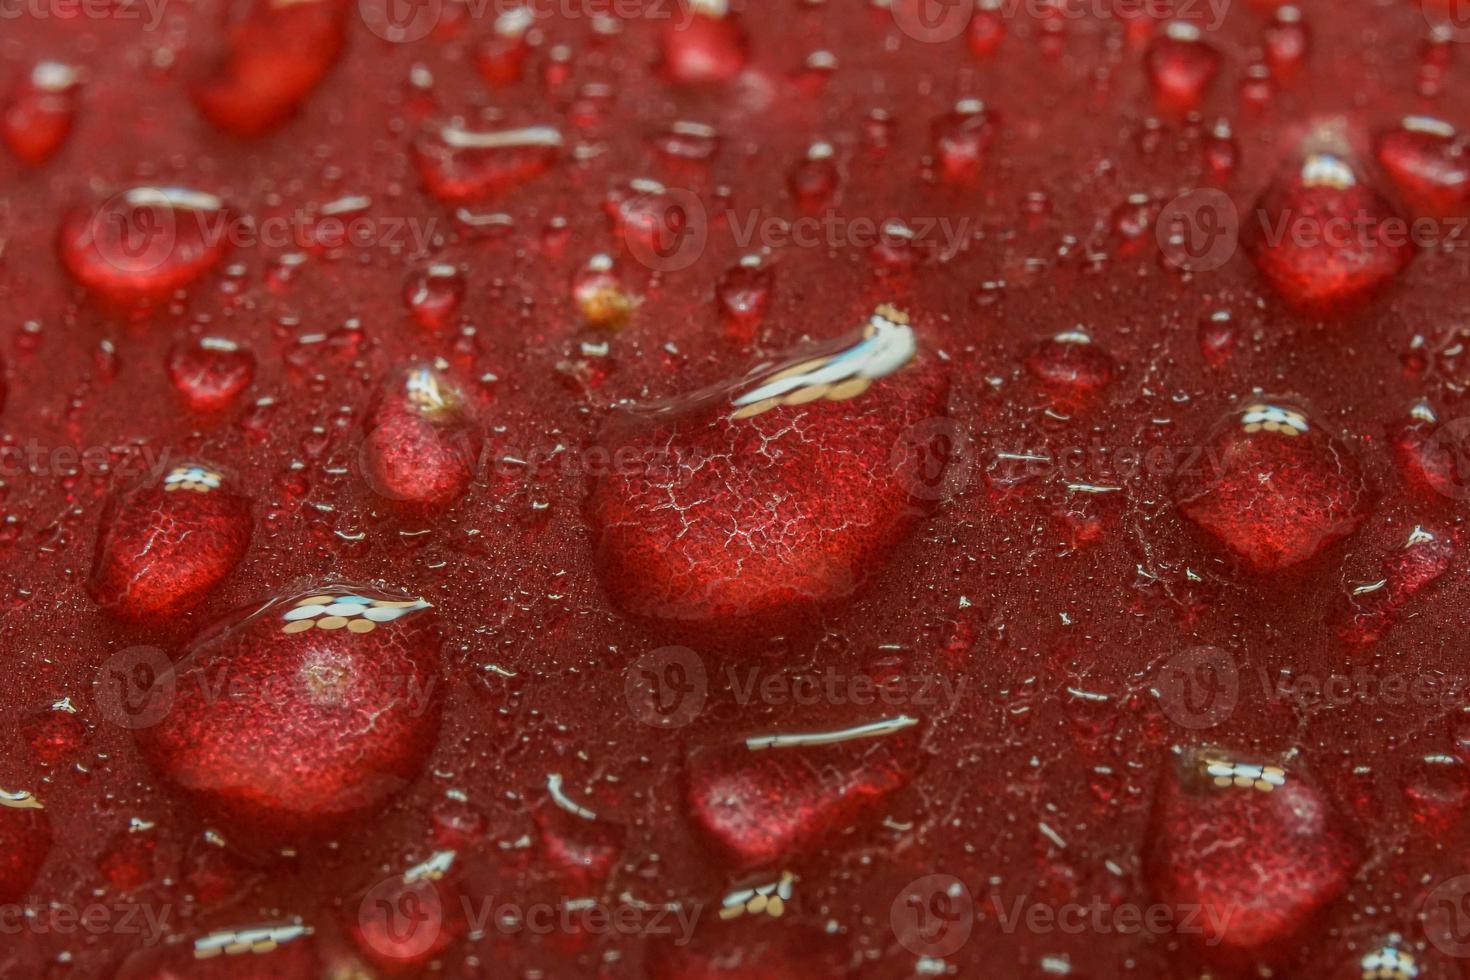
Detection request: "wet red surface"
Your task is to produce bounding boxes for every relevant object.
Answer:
[2,0,1470,977]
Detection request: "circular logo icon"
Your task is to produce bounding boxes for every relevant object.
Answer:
[91,190,180,277]
[1423,416,1470,501]
[622,187,708,273]
[1421,0,1470,43]
[890,0,974,43]
[625,646,707,728]
[94,646,175,730]
[891,417,974,503]
[359,0,444,43]
[1423,874,1470,957]
[891,874,974,958]
[1157,189,1239,273]
[1154,645,1238,730]
[358,875,445,960]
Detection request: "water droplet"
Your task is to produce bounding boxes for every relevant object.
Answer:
[167,336,256,411]
[587,305,951,630]
[572,253,639,329]
[1263,6,1309,75]
[686,721,916,868]
[787,142,840,207]
[133,582,444,841]
[403,263,466,329]
[90,462,254,619]
[191,0,348,136]
[1,61,80,166]
[22,699,90,766]
[1376,116,1469,215]
[413,121,563,202]
[1242,144,1415,308]
[0,790,50,905]
[931,98,998,183]
[1338,524,1454,648]
[659,0,749,85]
[475,9,533,86]
[58,187,234,301]
[1147,748,1359,951]
[361,365,480,508]
[1145,23,1221,111]
[1025,328,1115,393]
[1177,400,1369,571]
[716,255,775,328]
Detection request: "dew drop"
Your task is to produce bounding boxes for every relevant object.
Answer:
[1177,400,1369,572]
[1,61,80,166]
[413,121,563,203]
[167,336,256,411]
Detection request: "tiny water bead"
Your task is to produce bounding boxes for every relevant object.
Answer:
[1241,148,1416,309]
[190,0,348,136]
[586,305,951,632]
[1337,524,1455,649]
[89,463,253,620]
[1,61,80,167]
[1145,22,1221,111]
[22,698,90,766]
[716,255,775,327]
[403,262,467,329]
[0,790,50,905]
[133,582,444,841]
[412,121,564,202]
[1263,6,1310,75]
[1177,401,1369,572]
[658,0,749,85]
[166,336,255,411]
[58,187,234,301]
[930,98,998,183]
[572,253,639,329]
[1375,116,1469,215]
[1147,749,1359,952]
[1025,328,1115,394]
[360,364,481,509]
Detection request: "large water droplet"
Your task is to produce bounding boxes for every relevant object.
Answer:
[58,187,234,301]
[133,582,444,841]
[1147,748,1359,951]
[1177,401,1369,571]
[1242,145,1415,308]
[586,305,951,631]
[191,0,348,136]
